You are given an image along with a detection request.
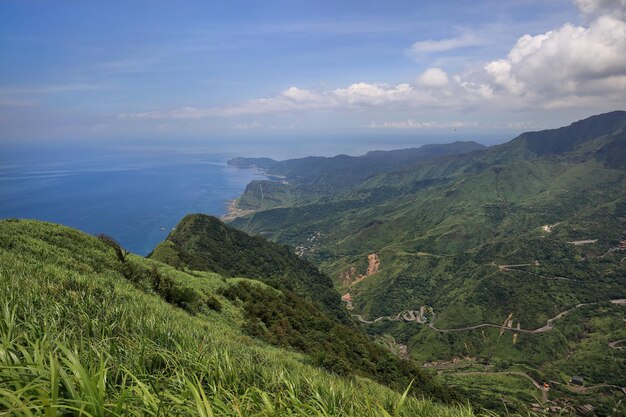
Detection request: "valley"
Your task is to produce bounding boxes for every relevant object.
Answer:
[228,111,626,414]
[0,218,472,416]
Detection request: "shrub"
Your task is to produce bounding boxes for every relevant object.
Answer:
[96,233,129,263]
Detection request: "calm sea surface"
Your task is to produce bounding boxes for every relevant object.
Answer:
[0,146,262,255]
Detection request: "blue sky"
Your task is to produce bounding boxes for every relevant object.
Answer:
[1,0,625,151]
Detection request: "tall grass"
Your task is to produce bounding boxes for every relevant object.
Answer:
[1,219,516,416]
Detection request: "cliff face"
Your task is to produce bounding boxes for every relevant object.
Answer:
[339,253,381,287]
[367,253,380,275]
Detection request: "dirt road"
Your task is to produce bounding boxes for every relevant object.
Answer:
[353,307,426,324]
[609,339,626,349]
[355,299,626,334]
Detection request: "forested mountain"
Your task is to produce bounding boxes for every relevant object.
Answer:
[150,213,343,318]
[229,111,626,414]
[229,141,486,210]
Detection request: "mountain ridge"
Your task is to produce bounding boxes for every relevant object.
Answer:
[229,141,486,211]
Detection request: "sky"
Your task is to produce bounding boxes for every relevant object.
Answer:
[1,0,626,154]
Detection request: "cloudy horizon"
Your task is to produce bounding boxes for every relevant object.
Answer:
[1,0,625,146]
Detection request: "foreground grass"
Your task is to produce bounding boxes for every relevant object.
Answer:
[0,219,512,416]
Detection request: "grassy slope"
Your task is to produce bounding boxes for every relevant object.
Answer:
[150,213,345,319]
[149,214,464,404]
[0,218,497,416]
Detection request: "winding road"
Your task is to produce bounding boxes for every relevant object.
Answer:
[354,299,626,334]
[353,306,427,324]
[609,339,626,349]
[504,267,577,281]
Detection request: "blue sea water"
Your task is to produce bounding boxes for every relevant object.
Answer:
[0,146,262,255]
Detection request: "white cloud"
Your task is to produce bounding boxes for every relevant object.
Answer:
[409,32,483,53]
[368,120,477,129]
[119,1,626,124]
[417,68,449,88]
[118,84,416,120]
[484,59,523,94]
[483,12,626,105]
[330,83,416,105]
[280,87,320,102]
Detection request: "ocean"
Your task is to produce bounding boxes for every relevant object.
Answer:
[0,145,262,255]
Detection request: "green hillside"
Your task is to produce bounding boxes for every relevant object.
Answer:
[148,214,464,404]
[230,141,485,210]
[0,218,495,416]
[150,214,344,319]
[228,111,626,414]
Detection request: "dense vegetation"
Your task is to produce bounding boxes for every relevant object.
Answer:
[229,111,626,413]
[3,110,625,415]
[150,213,463,404]
[0,219,496,416]
[150,213,344,318]
[220,281,457,402]
[230,141,485,210]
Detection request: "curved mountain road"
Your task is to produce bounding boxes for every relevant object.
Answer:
[504,267,577,281]
[429,302,592,334]
[354,299,626,335]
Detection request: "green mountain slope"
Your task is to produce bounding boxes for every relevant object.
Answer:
[150,214,342,315]
[148,214,465,404]
[228,111,626,414]
[0,218,485,416]
[231,141,485,210]
[504,110,626,157]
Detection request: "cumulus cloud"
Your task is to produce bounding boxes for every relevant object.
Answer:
[120,1,626,123]
[484,9,626,106]
[280,87,320,102]
[574,0,626,19]
[119,79,492,120]
[417,68,449,88]
[330,82,416,105]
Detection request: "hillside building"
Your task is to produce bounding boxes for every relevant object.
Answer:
[570,376,584,386]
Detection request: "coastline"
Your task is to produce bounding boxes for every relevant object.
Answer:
[221,199,257,222]
[222,159,277,222]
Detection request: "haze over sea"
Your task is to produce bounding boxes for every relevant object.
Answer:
[0,143,265,255]
[0,132,501,255]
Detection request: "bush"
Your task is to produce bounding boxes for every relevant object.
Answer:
[205,295,223,312]
[96,233,129,263]
[220,281,460,402]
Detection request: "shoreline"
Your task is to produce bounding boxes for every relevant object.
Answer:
[221,199,257,221]
[222,161,277,222]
